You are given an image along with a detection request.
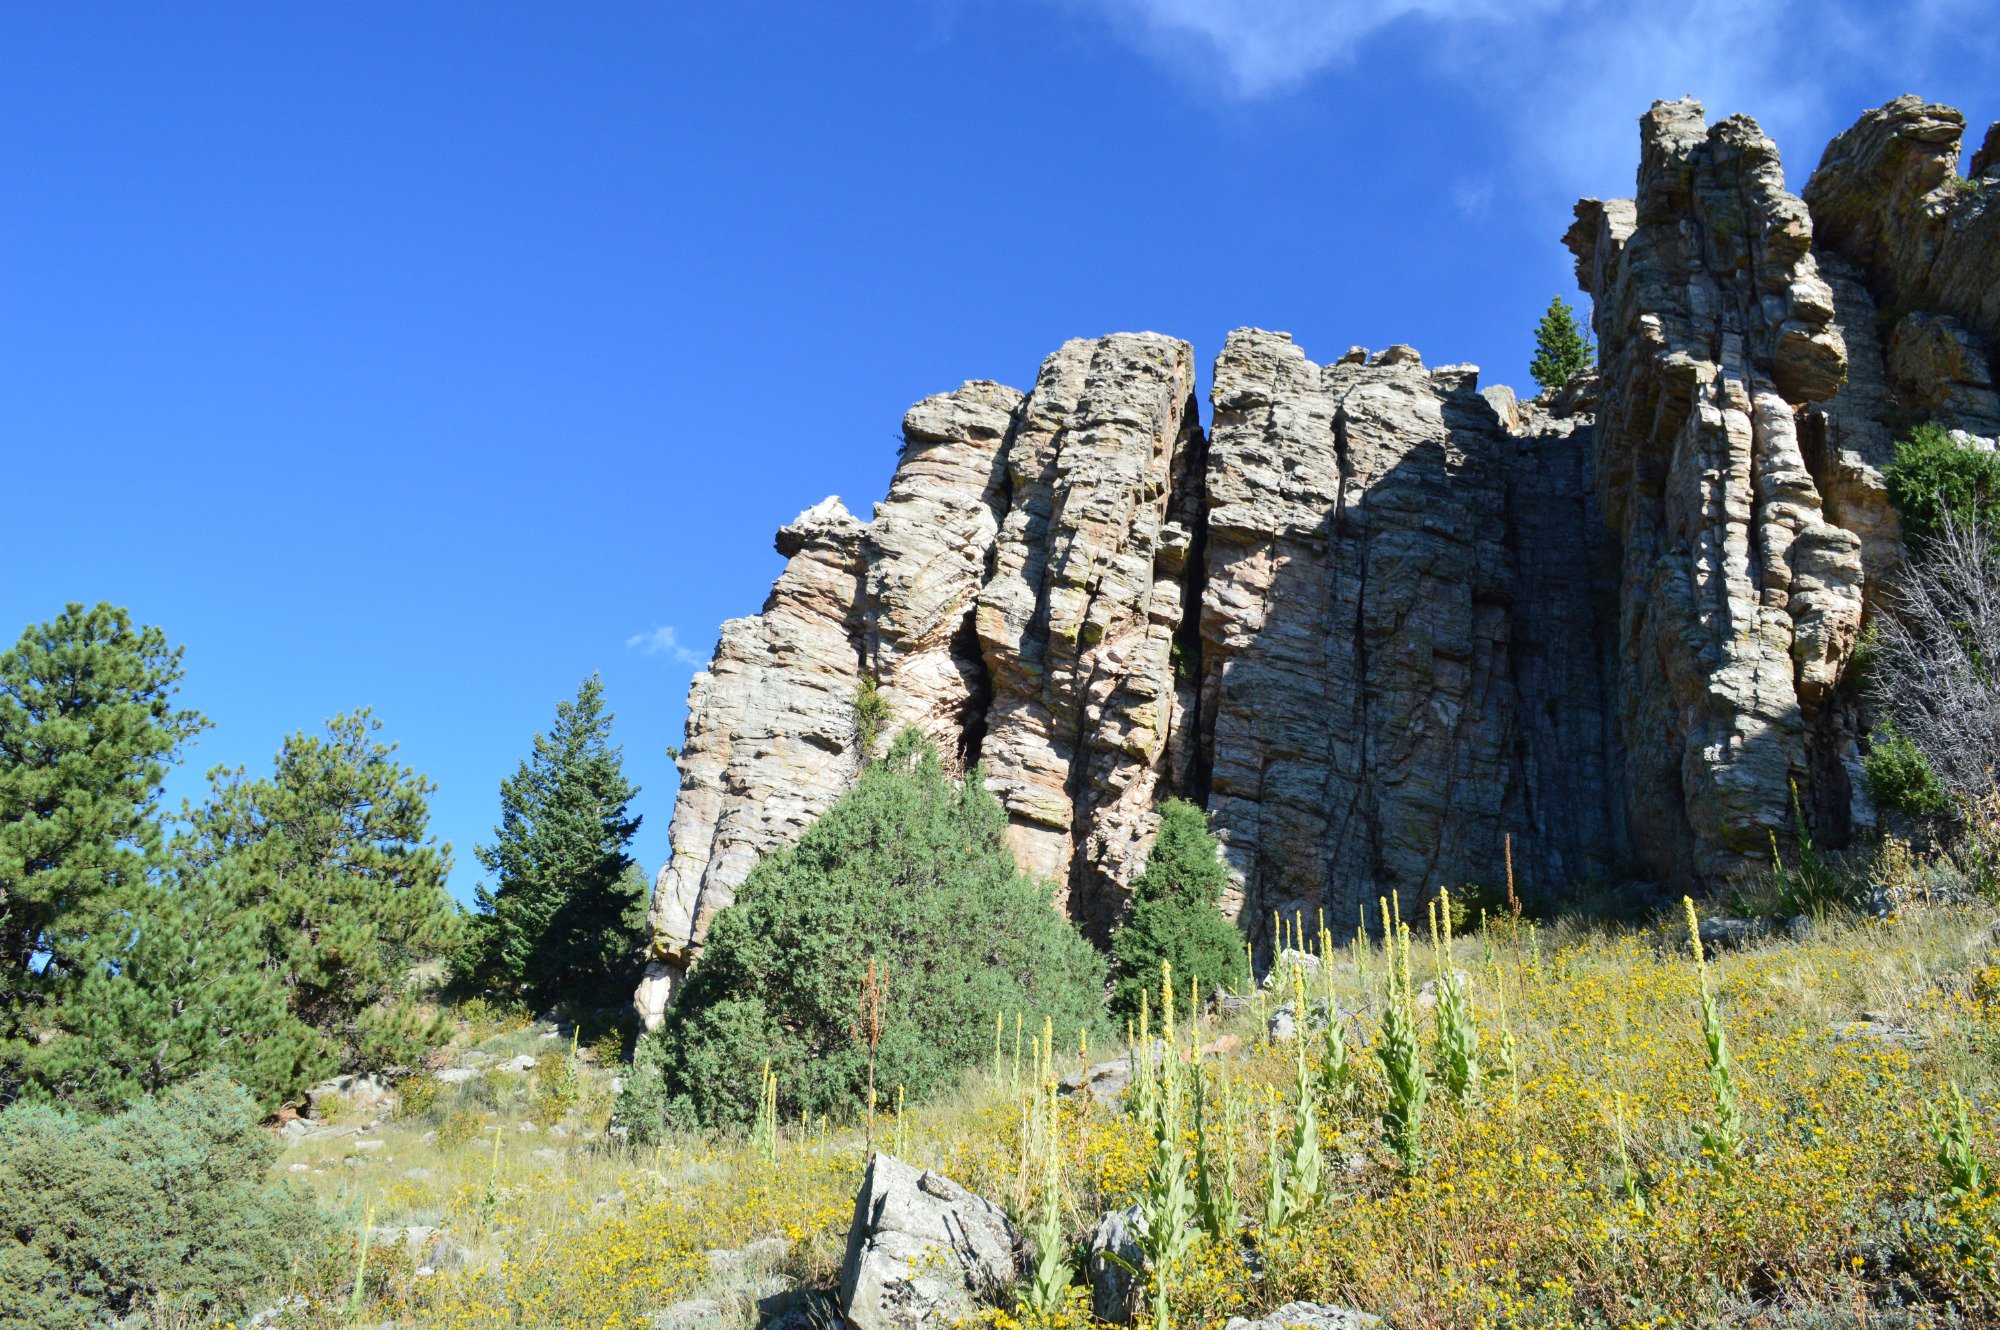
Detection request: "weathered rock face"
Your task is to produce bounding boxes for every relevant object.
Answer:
[1806,96,2000,353]
[639,95,2000,1022]
[975,334,1203,930]
[1566,101,1865,886]
[1198,332,1621,940]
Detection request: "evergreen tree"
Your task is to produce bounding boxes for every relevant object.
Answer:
[1109,799,1248,1020]
[27,860,332,1113]
[181,710,459,1071]
[622,730,1106,1131]
[470,674,646,1009]
[1529,296,1595,394]
[0,604,206,1082]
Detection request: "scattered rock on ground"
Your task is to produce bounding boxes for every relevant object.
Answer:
[501,1054,538,1073]
[1059,1059,1133,1106]
[1224,1302,1384,1330]
[1829,1019,1930,1050]
[839,1153,1024,1330]
[1695,918,1773,954]
[1414,971,1470,1011]
[436,1067,481,1084]
[648,1297,722,1330]
[1087,1204,1148,1325]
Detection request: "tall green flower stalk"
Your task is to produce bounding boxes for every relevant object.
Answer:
[1277,968,1323,1223]
[1021,1041,1073,1315]
[1684,897,1742,1174]
[1313,990,1352,1108]
[1432,888,1480,1104]
[1190,1056,1238,1244]
[1377,904,1428,1174]
[1135,962,1195,1330]
[1932,1083,1991,1200]
[753,1061,780,1162]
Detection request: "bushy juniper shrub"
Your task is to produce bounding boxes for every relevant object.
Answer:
[1883,421,2000,549]
[1109,798,1248,1020]
[618,730,1106,1132]
[1866,720,1954,819]
[0,1073,325,1329]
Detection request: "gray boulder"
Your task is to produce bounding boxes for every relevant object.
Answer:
[838,1153,1024,1330]
[1694,917,1772,954]
[1059,1059,1134,1105]
[1086,1204,1147,1325]
[1224,1302,1383,1330]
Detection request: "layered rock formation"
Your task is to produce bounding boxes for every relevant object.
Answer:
[1566,101,1865,882]
[638,95,2000,1023]
[1197,333,1621,934]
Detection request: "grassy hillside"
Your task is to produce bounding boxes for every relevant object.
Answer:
[246,898,2000,1329]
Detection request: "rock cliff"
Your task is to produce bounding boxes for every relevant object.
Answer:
[637,96,2000,1023]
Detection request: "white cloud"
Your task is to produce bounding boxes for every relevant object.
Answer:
[1076,0,1539,95]
[1068,0,1989,198]
[625,626,704,668]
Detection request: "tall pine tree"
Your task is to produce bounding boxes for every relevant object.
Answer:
[472,675,645,1010]
[181,709,459,1072]
[0,604,206,1083]
[1529,296,1595,395]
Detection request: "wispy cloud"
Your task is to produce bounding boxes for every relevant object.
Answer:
[1072,0,1547,95]
[625,626,705,668]
[1066,0,1989,198]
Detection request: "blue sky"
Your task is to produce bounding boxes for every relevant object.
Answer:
[3,2,1992,902]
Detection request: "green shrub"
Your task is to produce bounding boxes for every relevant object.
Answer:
[628,730,1107,1129]
[1866,721,1953,818]
[1109,800,1249,1020]
[1883,421,2000,547]
[0,1073,325,1328]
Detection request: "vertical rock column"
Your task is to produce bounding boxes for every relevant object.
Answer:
[1567,101,1862,887]
[637,499,870,1026]
[1199,332,1611,946]
[973,334,1203,935]
[860,381,1024,764]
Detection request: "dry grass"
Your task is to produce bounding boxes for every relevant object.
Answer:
[241,900,2000,1329]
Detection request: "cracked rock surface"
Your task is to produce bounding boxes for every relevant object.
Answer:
[638,95,1998,1023]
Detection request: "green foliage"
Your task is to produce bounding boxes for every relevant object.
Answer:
[1866,719,1954,818]
[470,675,647,1009]
[0,1073,326,1328]
[640,730,1106,1128]
[1376,923,1427,1174]
[1109,800,1248,1020]
[0,604,206,1064]
[1529,296,1595,394]
[1933,1083,1992,1201]
[1684,899,1743,1175]
[1884,421,2000,548]
[852,675,890,761]
[1267,973,1323,1230]
[26,859,332,1113]
[613,1027,684,1144]
[180,709,459,1072]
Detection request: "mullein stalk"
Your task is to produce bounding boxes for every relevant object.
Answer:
[1933,1083,1992,1199]
[1684,896,1742,1174]
[1274,966,1323,1225]
[1136,960,1194,1330]
[1022,1051,1073,1314]
[1433,886,1480,1104]
[1377,905,1428,1174]
[346,1207,376,1323]
[1613,1091,1645,1215]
